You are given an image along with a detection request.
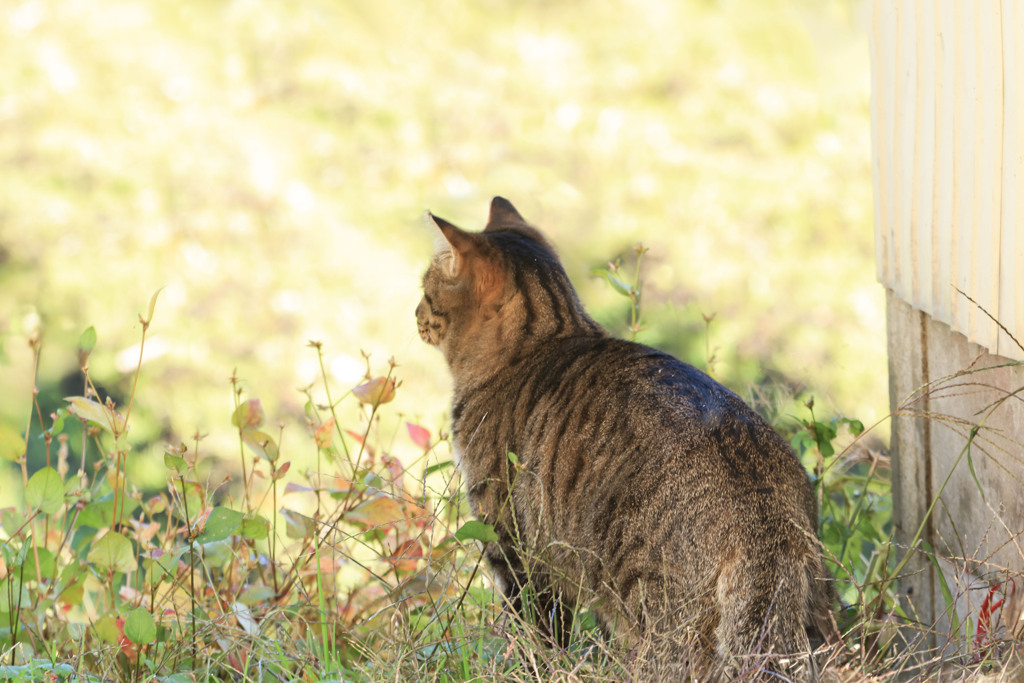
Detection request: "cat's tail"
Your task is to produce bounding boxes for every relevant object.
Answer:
[714,530,833,680]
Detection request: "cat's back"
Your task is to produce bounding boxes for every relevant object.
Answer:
[464,334,816,532]
[501,334,800,473]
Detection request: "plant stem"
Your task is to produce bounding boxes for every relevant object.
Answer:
[179,474,197,669]
[230,372,251,507]
[313,342,352,465]
[21,337,44,586]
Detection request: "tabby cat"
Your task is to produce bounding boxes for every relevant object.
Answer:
[416,197,835,676]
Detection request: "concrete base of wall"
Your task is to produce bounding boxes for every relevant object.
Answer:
[886,290,1024,654]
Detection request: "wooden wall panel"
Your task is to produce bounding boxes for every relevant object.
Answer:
[872,0,1024,361]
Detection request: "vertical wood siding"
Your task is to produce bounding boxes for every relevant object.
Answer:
[871,0,1024,361]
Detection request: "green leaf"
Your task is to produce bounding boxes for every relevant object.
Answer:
[164,452,187,474]
[1,508,25,538]
[0,663,76,679]
[507,452,519,464]
[279,508,316,539]
[24,547,56,578]
[454,520,498,544]
[48,408,66,437]
[790,431,813,455]
[425,459,454,476]
[65,396,127,434]
[199,539,232,566]
[146,547,186,585]
[239,515,270,540]
[26,467,64,514]
[812,420,836,459]
[196,507,244,544]
[124,606,157,645]
[359,473,384,492]
[591,267,635,298]
[160,675,197,683]
[0,542,15,566]
[923,541,961,637]
[237,584,276,605]
[59,579,85,608]
[14,537,30,565]
[87,532,136,574]
[144,287,165,325]
[78,326,97,353]
[0,577,30,612]
[966,427,985,499]
[55,561,86,593]
[77,494,140,528]
[241,429,279,461]
[93,613,120,644]
[821,523,842,547]
[114,430,131,454]
[0,424,24,462]
[842,417,865,436]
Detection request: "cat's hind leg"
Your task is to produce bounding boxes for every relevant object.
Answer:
[484,543,572,648]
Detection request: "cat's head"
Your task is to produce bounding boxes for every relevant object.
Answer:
[416,197,602,380]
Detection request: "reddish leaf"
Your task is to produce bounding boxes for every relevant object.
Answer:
[284,482,315,495]
[345,495,403,529]
[974,582,1009,662]
[403,501,432,527]
[115,616,138,659]
[145,496,167,515]
[345,429,375,459]
[315,475,353,494]
[352,377,396,406]
[300,554,345,575]
[190,508,212,537]
[385,539,423,572]
[314,418,335,449]
[232,399,265,430]
[406,422,431,450]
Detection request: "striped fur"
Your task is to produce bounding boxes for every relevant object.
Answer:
[416,197,835,675]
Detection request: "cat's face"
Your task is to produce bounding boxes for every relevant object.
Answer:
[414,252,458,350]
[417,197,601,380]
[416,198,522,360]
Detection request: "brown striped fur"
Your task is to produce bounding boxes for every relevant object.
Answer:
[416,197,835,677]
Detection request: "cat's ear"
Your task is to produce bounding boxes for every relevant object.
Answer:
[428,211,506,306]
[427,212,474,277]
[484,196,526,232]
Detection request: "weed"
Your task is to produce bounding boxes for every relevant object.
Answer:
[1,282,1021,682]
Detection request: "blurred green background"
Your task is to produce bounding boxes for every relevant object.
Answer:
[0,0,880,498]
